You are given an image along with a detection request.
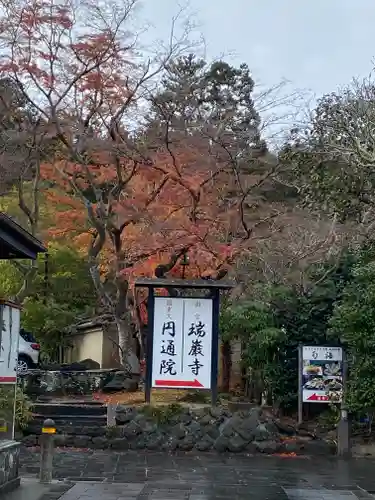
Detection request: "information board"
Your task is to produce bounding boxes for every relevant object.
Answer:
[152,297,213,389]
[301,345,343,403]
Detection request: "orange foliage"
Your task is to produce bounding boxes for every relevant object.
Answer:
[0,0,134,115]
[0,0,249,302]
[42,135,244,283]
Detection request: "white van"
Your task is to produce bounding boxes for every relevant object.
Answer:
[17,328,40,374]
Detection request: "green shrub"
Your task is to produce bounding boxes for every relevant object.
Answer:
[317,404,340,431]
[0,386,33,430]
[178,391,210,404]
[140,403,184,424]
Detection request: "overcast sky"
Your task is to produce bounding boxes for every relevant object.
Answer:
[140,0,375,105]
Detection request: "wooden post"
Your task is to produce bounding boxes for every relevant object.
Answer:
[210,289,220,406]
[337,349,350,457]
[145,288,155,404]
[298,344,303,425]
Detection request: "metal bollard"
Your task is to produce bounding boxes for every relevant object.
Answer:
[39,418,56,484]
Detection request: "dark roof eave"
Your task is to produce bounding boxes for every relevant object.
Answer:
[134,277,235,290]
[0,212,46,257]
[69,314,114,333]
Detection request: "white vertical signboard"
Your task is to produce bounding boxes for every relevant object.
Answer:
[0,302,20,384]
[302,345,343,403]
[152,297,213,389]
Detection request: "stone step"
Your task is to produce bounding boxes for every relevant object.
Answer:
[25,416,108,436]
[37,399,104,405]
[26,409,108,436]
[54,425,107,435]
[32,402,107,417]
[31,414,107,425]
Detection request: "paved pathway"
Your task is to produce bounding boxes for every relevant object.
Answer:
[19,447,375,499]
[3,478,72,500]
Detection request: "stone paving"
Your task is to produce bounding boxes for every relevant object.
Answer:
[3,478,72,500]
[19,447,375,499]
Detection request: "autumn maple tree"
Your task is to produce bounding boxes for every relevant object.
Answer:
[42,130,259,373]
[0,0,283,375]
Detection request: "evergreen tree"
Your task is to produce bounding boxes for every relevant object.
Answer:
[146,54,266,159]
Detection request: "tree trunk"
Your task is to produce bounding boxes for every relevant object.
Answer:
[115,316,140,375]
[220,340,231,393]
[254,370,263,405]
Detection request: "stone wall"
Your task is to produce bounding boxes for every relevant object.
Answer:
[0,440,20,493]
[22,405,336,455]
[18,369,137,399]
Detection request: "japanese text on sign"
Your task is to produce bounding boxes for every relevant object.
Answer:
[152,297,213,389]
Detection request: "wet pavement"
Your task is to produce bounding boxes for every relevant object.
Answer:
[19,447,375,499]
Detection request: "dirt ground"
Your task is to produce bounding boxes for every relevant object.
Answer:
[94,389,188,405]
[47,388,218,407]
[71,387,225,407]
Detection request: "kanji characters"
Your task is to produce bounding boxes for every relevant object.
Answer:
[188,358,203,376]
[188,321,206,337]
[159,359,177,376]
[161,339,176,356]
[188,339,203,357]
[162,321,176,337]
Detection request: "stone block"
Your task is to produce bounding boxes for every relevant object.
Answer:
[73,435,92,448]
[227,401,258,413]
[110,438,129,450]
[304,439,336,455]
[162,436,179,451]
[178,434,195,451]
[180,412,193,425]
[129,437,146,450]
[145,433,164,450]
[102,372,138,393]
[115,407,136,425]
[209,406,224,419]
[204,424,220,440]
[17,403,339,457]
[227,435,248,452]
[254,440,281,454]
[214,435,229,452]
[171,423,187,439]
[274,419,296,436]
[188,421,202,435]
[0,441,20,494]
[22,435,38,447]
[245,442,258,454]
[195,438,214,451]
[253,423,271,441]
[54,434,69,447]
[121,420,141,438]
[90,436,108,449]
[198,414,212,426]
